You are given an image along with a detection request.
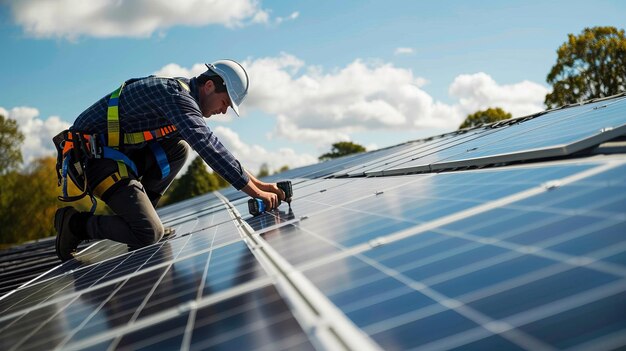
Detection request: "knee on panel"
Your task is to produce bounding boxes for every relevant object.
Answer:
[134,220,164,247]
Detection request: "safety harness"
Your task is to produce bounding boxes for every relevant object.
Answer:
[54,78,188,212]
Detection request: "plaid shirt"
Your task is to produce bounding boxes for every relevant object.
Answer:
[72,76,249,190]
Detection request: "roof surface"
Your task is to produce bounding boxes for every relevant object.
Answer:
[1,94,625,350]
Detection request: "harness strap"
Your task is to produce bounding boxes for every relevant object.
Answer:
[123,124,177,145]
[107,83,124,149]
[58,153,90,203]
[102,146,138,175]
[149,142,170,178]
[93,172,122,198]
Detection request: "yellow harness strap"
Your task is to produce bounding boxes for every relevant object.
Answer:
[107,83,125,149]
[93,172,121,198]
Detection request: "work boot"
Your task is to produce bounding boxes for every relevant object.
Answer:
[54,206,85,262]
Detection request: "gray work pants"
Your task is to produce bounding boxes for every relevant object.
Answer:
[84,137,189,248]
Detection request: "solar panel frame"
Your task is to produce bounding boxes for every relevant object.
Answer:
[374,96,626,176]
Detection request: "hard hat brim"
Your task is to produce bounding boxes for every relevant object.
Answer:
[227,91,241,117]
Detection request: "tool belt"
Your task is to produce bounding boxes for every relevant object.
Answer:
[53,130,135,211]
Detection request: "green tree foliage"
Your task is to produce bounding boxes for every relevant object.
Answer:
[0,156,109,247]
[274,165,289,175]
[0,114,24,174]
[319,141,366,161]
[257,163,270,178]
[213,171,229,189]
[459,107,512,129]
[545,26,626,108]
[160,156,227,206]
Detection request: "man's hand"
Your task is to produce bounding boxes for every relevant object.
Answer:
[257,190,279,210]
[241,181,280,210]
[261,183,286,202]
[241,171,285,210]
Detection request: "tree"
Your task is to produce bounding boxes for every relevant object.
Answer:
[165,157,217,205]
[274,165,289,175]
[319,141,366,161]
[459,107,512,129]
[0,114,24,174]
[0,156,109,247]
[257,163,270,178]
[159,157,229,207]
[545,26,626,108]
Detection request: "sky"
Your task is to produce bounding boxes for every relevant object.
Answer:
[1,0,625,175]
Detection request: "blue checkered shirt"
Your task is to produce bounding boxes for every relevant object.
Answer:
[72,76,249,190]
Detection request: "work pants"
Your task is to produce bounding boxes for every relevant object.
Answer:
[83,137,189,248]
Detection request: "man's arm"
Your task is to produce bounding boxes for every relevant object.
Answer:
[157,83,250,190]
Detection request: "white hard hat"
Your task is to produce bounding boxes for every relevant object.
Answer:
[205,59,249,116]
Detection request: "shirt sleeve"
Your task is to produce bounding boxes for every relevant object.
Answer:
[154,81,249,190]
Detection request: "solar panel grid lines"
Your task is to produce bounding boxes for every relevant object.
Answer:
[18,212,210,293]
[1,242,172,351]
[564,326,626,351]
[6,240,130,292]
[213,191,385,351]
[347,128,502,177]
[225,161,622,349]
[9,234,196,351]
[335,138,442,177]
[120,224,218,350]
[302,162,620,350]
[0,234,245,330]
[55,279,273,351]
[292,161,624,277]
[28,200,306,351]
[433,116,626,170]
[223,161,615,350]
[303,233,625,351]
[305,252,555,351]
[245,144,400,183]
[50,243,277,349]
[501,280,626,345]
[390,96,626,175]
[156,192,224,219]
[0,248,134,318]
[427,222,626,280]
[334,141,420,177]
[104,225,201,350]
[179,226,219,351]
[0,255,66,303]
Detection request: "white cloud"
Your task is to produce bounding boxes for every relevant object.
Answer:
[241,54,462,141]
[276,11,299,24]
[153,63,208,78]
[213,126,317,175]
[156,54,548,149]
[449,72,548,118]
[270,115,351,148]
[0,106,71,165]
[6,0,270,40]
[394,47,414,55]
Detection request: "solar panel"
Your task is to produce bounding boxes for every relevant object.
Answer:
[372,96,626,175]
[296,162,626,350]
[1,94,625,350]
[335,127,496,178]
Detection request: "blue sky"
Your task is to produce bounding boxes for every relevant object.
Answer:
[1,0,625,174]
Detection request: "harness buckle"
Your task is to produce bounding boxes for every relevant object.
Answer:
[89,133,103,159]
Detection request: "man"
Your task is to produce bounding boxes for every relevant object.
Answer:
[54,59,284,262]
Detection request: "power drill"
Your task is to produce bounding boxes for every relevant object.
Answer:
[248,181,293,216]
